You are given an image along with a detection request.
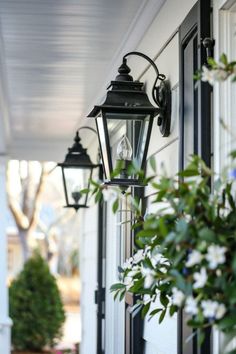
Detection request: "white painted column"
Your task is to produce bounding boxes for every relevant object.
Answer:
[0,155,12,354]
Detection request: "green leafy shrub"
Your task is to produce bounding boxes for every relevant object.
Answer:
[10,253,65,351]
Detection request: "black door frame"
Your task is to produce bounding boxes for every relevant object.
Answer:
[179,1,212,353]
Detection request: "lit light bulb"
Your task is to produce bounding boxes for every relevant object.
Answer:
[116,135,132,161]
[71,184,82,204]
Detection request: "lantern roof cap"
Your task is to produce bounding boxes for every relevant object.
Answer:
[58,131,98,168]
[87,59,160,118]
[88,80,159,118]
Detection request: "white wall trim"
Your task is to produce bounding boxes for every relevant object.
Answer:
[213,0,236,352]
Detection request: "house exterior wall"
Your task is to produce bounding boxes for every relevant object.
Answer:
[0,157,12,354]
[79,204,98,354]
[0,29,12,351]
[80,0,236,353]
[78,136,100,354]
[141,31,179,354]
[7,235,24,280]
[80,1,197,354]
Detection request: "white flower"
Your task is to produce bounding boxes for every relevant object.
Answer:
[123,257,133,270]
[186,250,203,267]
[144,274,155,288]
[201,301,226,320]
[193,268,207,289]
[149,247,169,268]
[124,276,134,290]
[213,68,230,82]
[150,252,163,268]
[144,246,151,257]
[143,294,155,305]
[206,244,226,269]
[172,287,185,307]
[185,296,198,315]
[201,66,230,85]
[127,266,140,277]
[202,300,218,318]
[143,295,152,305]
[201,66,216,85]
[159,266,168,274]
[141,266,155,289]
[133,249,145,264]
[215,303,226,319]
[102,188,117,202]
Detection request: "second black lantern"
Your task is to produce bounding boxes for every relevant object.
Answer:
[87,51,171,188]
[58,130,99,210]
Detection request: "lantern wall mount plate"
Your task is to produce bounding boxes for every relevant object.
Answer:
[58,129,100,211]
[87,51,171,188]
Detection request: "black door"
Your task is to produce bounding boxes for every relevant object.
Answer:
[179,1,212,353]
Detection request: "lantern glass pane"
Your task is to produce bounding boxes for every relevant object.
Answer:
[64,167,91,206]
[96,115,111,180]
[104,112,152,180]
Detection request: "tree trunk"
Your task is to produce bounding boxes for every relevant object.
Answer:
[18,229,29,262]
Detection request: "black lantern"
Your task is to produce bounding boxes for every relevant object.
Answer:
[58,130,99,211]
[87,51,171,188]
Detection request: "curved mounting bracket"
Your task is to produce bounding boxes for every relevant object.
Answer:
[123,51,171,137]
[155,80,172,137]
[76,126,101,165]
[78,126,98,135]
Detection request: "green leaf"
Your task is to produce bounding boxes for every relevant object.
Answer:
[149,155,157,173]
[136,229,157,238]
[170,269,186,291]
[160,293,169,307]
[169,305,177,317]
[80,188,90,194]
[198,227,215,242]
[176,219,187,234]
[187,319,204,328]
[229,150,236,159]
[220,53,228,65]
[207,57,217,68]
[178,169,200,177]
[218,315,236,330]
[112,198,119,213]
[114,290,120,301]
[197,330,205,347]
[90,179,100,187]
[110,283,126,292]
[159,309,167,324]
[119,290,126,301]
[118,266,124,273]
[95,190,103,203]
[149,308,163,318]
[141,303,151,318]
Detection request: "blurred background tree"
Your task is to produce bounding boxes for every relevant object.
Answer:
[7,160,48,261]
[10,253,65,351]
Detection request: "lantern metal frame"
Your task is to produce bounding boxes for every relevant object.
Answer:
[87,51,171,188]
[58,127,100,211]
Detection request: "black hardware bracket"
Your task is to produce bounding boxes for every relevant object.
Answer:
[123,51,172,137]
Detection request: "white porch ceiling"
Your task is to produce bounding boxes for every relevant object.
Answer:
[0,0,164,161]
